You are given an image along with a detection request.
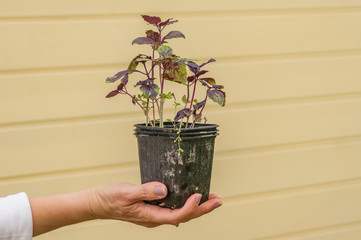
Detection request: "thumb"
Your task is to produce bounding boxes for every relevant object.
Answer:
[131,182,167,202]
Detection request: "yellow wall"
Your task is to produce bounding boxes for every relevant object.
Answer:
[1,1,361,239]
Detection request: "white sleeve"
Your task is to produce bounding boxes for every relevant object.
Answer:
[0,192,33,240]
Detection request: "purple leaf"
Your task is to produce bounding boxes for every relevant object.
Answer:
[106,90,119,98]
[117,83,124,91]
[187,61,200,74]
[187,75,195,82]
[159,18,179,27]
[146,30,160,42]
[174,108,192,121]
[134,78,155,87]
[132,37,154,45]
[167,20,179,25]
[196,70,208,77]
[200,80,210,87]
[121,74,129,85]
[193,100,206,111]
[159,18,171,27]
[213,84,224,89]
[106,70,133,83]
[207,89,226,106]
[163,31,186,41]
[199,58,216,68]
[141,15,162,25]
[140,84,159,99]
[199,77,216,86]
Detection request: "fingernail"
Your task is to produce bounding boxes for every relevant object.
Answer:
[214,202,223,209]
[195,194,202,206]
[155,186,166,196]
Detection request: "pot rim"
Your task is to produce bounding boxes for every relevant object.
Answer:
[134,122,219,131]
[134,122,219,139]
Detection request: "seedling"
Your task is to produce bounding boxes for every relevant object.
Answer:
[106,15,226,128]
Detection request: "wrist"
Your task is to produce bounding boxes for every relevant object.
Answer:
[87,186,109,220]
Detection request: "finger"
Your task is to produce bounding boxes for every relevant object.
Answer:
[194,196,223,217]
[209,193,218,199]
[133,194,222,227]
[129,182,168,202]
[173,194,223,224]
[167,193,202,225]
[135,202,177,226]
[136,193,201,227]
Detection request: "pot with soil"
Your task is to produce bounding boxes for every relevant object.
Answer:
[135,122,218,208]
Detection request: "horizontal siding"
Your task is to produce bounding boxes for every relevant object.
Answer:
[2,0,361,18]
[258,222,361,240]
[1,138,361,199]
[1,1,361,239]
[292,227,361,240]
[35,222,361,240]
[1,99,361,178]
[1,55,361,124]
[1,13,361,71]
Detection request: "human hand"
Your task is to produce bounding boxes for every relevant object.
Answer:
[88,182,222,227]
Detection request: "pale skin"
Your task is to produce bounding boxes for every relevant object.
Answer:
[29,182,223,236]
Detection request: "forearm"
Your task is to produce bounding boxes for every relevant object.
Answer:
[29,189,96,236]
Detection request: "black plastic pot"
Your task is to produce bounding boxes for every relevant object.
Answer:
[134,122,218,209]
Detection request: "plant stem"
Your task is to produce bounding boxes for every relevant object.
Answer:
[151,50,155,79]
[189,79,197,110]
[142,62,150,79]
[158,29,165,128]
[151,49,156,125]
[142,61,152,126]
[185,82,190,109]
[159,99,164,128]
[159,64,165,128]
[152,100,156,126]
[186,78,198,128]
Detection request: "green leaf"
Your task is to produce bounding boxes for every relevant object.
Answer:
[157,45,173,58]
[182,95,187,104]
[160,92,173,99]
[135,58,152,62]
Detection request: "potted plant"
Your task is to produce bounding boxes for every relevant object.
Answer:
[105,15,226,209]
